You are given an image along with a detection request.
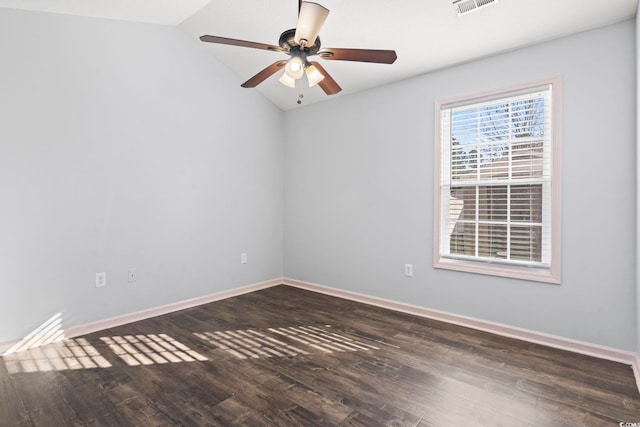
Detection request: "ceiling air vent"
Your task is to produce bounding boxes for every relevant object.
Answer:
[453,0,499,16]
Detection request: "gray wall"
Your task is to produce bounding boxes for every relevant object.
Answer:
[0,9,284,344]
[284,20,637,351]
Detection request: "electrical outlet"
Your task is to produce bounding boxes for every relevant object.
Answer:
[128,268,136,283]
[96,272,106,287]
[404,264,413,277]
[241,253,248,264]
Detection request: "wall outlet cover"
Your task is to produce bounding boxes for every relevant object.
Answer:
[96,272,107,287]
[404,264,413,277]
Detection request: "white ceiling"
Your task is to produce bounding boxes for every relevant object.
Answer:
[0,0,211,25]
[1,0,637,110]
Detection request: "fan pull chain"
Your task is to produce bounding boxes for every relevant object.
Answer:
[297,77,304,104]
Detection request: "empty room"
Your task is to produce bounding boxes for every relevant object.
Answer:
[1,0,640,425]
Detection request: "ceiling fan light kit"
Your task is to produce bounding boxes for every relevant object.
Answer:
[199,1,397,101]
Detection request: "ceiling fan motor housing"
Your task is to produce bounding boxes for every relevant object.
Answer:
[279,29,321,55]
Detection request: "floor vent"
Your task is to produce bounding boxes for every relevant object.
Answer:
[454,0,499,16]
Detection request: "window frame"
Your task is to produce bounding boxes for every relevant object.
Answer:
[433,77,562,284]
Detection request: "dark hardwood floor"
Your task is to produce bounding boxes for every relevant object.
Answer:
[1,285,639,426]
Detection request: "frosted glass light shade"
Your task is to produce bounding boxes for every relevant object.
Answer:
[279,71,296,88]
[285,56,304,79]
[305,64,325,87]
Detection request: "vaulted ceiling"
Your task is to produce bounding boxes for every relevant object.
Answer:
[1,0,637,110]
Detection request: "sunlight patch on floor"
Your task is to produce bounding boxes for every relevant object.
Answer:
[194,329,310,359]
[4,338,111,373]
[100,334,207,366]
[270,325,381,353]
[195,325,381,360]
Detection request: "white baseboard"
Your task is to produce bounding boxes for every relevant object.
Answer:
[282,277,640,393]
[0,278,282,355]
[633,354,640,394]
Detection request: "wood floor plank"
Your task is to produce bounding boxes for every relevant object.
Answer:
[1,284,639,426]
[9,371,84,426]
[0,363,33,426]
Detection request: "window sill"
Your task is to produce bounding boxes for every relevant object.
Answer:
[434,256,560,284]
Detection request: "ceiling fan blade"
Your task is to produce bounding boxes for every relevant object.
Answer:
[241,60,288,88]
[318,48,397,64]
[200,35,282,52]
[294,2,329,47]
[310,61,342,95]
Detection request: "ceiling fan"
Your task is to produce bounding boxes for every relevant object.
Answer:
[199,1,397,96]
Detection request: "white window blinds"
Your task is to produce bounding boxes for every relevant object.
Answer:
[439,85,553,268]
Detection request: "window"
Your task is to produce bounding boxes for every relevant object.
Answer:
[434,78,561,283]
